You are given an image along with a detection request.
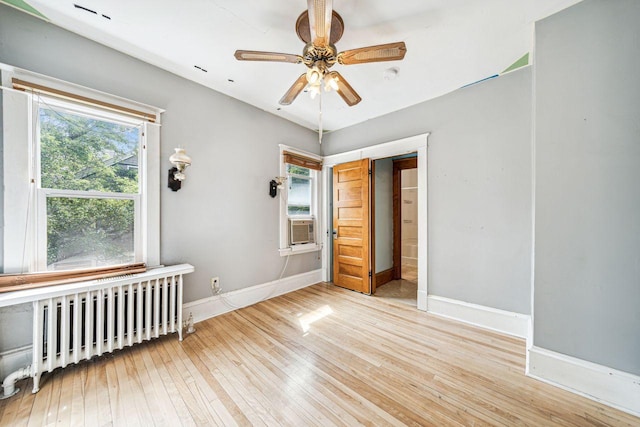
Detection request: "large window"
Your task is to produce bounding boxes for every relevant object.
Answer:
[36,97,144,270]
[2,71,161,275]
[37,99,143,270]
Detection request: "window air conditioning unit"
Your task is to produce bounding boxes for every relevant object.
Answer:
[289,219,315,245]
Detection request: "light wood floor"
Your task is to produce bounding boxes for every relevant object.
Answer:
[1,283,638,426]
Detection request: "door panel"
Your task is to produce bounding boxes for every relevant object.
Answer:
[333,158,370,293]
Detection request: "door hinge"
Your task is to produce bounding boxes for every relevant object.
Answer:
[368,169,372,175]
[369,271,372,277]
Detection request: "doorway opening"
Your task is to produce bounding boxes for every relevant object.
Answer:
[372,155,418,306]
[321,132,429,311]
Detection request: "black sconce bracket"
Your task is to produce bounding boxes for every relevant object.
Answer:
[168,167,182,191]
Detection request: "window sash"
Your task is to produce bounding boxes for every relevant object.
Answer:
[35,190,142,271]
[33,96,144,271]
[286,167,313,217]
[36,99,143,194]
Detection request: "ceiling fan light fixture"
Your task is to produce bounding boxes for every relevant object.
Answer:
[306,67,322,85]
[309,83,321,99]
[325,76,339,91]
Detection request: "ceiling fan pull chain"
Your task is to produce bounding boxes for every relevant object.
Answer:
[318,86,323,144]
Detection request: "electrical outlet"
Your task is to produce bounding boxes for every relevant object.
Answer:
[210,277,221,295]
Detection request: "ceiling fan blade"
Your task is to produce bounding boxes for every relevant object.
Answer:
[279,74,309,105]
[234,50,302,64]
[307,0,333,47]
[338,42,407,65]
[327,71,361,106]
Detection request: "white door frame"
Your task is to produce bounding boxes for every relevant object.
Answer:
[321,133,430,311]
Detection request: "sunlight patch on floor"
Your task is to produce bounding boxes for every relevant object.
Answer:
[298,305,333,333]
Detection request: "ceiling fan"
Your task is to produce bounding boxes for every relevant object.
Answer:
[234,0,407,107]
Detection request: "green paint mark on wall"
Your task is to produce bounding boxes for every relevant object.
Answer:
[0,0,47,20]
[502,53,529,74]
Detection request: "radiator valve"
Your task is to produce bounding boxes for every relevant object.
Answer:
[185,312,195,334]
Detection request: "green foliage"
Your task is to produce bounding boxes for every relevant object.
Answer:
[286,164,310,176]
[39,107,140,267]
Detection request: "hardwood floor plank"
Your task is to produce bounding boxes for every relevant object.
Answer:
[104,355,128,426]
[0,376,29,424]
[128,344,183,427]
[55,365,75,425]
[179,332,251,426]
[1,282,638,426]
[14,379,36,423]
[69,364,86,426]
[144,340,197,425]
[113,350,150,426]
[94,358,114,426]
[156,335,221,426]
[82,358,100,427]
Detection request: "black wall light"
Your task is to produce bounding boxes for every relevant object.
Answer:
[269,176,286,198]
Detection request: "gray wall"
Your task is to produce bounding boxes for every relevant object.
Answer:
[324,68,533,314]
[0,4,319,357]
[0,86,3,271]
[374,158,393,273]
[533,0,640,375]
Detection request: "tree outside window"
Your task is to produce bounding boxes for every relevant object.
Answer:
[38,104,141,270]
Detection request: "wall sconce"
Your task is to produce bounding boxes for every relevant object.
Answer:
[269,176,286,198]
[168,148,192,191]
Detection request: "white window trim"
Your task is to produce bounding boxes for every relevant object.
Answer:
[278,144,322,256]
[1,66,162,273]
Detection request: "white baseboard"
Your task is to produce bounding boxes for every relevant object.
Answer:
[184,269,323,324]
[0,345,32,380]
[427,295,530,338]
[527,346,640,417]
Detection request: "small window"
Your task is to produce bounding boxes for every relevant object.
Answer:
[287,164,312,216]
[279,146,322,255]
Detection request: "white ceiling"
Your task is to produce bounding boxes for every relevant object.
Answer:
[25,0,582,132]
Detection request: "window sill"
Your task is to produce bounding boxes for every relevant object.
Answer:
[279,243,322,256]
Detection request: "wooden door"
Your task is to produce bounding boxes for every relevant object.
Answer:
[333,158,370,293]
